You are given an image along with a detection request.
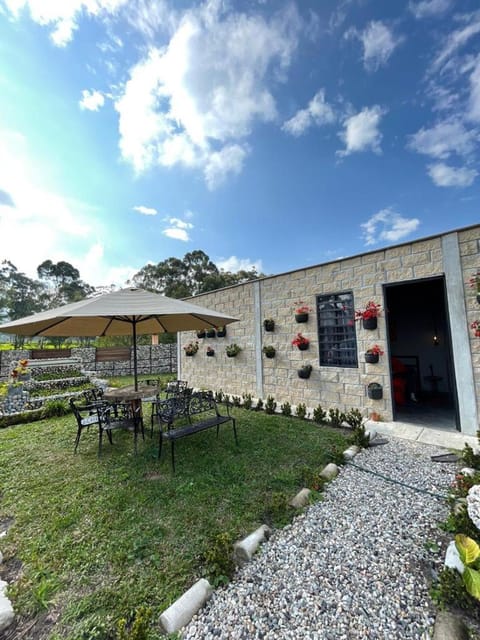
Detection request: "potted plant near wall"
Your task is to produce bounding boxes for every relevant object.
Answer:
[468,271,480,304]
[367,382,383,400]
[226,343,241,357]
[355,301,382,330]
[12,359,31,381]
[263,318,275,332]
[471,320,480,337]
[216,326,226,337]
[183,341,199,356]
[206,328,216,338]
[196,329,206,339]
[365,344,384,363]
[206,346,215,357]
[262,345,276,358]
[294,302,312,323]
[297,364,312,379]
[291,333,310,351]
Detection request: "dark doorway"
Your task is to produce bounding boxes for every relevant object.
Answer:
[384,277,458,431]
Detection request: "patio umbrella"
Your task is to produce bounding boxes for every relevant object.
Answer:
[0,288,238,390]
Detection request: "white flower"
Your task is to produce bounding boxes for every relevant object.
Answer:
[467,484,480,530]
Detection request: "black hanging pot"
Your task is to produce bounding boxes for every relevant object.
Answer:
[216,328,226,337]
[298,342,309,351]
[477,294,480,304]
[206,329,216,338]
[365,352,379,364]
[263,319,275,332]
[295,313,308,323]
[196,330,206,339]
[367,383,383,400]
[363,317,377,330]
[206,351,215,357]
[298,367,312,379]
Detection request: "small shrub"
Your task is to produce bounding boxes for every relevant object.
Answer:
[202,532,235,586]
[280,401,292,417]
[42,399,70,417]
[231,395,241,407]
[327,445,346,466]
[299,466,326,492]
[313,405,327,424]
[295,403,307,419]
[214,390,224,403]
[442,506,479,540]
[431,567,480,615]
[263,491,291,527]
[116,606,152,640]
[255,398,264,412]
[242,392,253,410]
[328,408,346,428]
[344,408,363,429]
[461,443,480,470]
[350,425,370,449]
[265,395,277,414]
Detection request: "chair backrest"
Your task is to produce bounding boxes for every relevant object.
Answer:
[165,380,189,397]
[70,398,100,427]
[82,387,104,405]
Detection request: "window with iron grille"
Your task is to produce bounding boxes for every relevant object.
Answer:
[316,292,357,367]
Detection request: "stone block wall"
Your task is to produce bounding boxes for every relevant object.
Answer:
[180,226,479,431]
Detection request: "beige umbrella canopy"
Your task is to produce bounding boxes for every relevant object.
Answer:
[0,288,238,389]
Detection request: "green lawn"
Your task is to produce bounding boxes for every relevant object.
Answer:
[0,392,347,639]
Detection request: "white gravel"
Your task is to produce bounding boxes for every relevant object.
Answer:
[183,437,455,640]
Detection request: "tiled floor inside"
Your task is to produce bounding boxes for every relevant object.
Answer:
[394,399,457,431]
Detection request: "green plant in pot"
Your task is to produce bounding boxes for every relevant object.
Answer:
[367,382,383,399]
[216,326,227,337]
[196,329,206,339]
[365,344,384,363]
[183,341,199,356]
[298,364,312,379]
[262,345,276,358]
[263,318,275,332]
[226,343,241,357]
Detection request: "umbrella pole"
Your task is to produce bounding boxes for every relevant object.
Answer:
[133,319,138,391]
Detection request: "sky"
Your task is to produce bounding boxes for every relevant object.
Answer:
[0,0,479,288]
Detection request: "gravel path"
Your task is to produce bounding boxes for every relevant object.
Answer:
[183,438,456,640]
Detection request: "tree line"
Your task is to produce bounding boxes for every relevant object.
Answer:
[0,251,263,347]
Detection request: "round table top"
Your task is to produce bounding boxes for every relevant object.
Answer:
[103,384,158,402]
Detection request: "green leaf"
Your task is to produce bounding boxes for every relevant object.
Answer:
[455,534,480,566]
[463,567,480,601]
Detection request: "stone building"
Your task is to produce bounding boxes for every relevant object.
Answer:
[179,224,480,436]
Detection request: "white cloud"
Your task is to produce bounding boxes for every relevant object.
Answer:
[408,120,476,159]
[409,0,452,19]
[162,217,193,242]
[133,205,157,216]
[468,55,480,122]
[282,89,336,136]
[115,3,300,187]
[361,208,420,246]
[216,256,263,274]
[427,162,477,187]
[2,0,129,46]
[346,21,402,72]
[79,89,105,111]
[338,106,385,156]
[0,128,132,287]
[431,13,480,73]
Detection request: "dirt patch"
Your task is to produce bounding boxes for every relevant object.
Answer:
[0,556,23,584]
[143,471,164,481]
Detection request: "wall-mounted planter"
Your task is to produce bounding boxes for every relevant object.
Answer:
[477,294,480,305]
[367,383,383,400]
[206,329,216,338]
[206,350,215,357]
[262,347,276,358]
[196,330,206,339]
[362,317,377,330]
[297,342,309,351]
[216,327,226,338]
[295,313,308,323]
[365,352,379,364]
[298,366,312,379]
[263,319,275,332]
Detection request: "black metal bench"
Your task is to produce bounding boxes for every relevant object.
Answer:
[155,390,238,471]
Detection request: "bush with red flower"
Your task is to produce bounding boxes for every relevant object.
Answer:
[294,301,312,315]
[366,344,384,356]
[471,321,480,338]
[291,333,310,348]
[355,301,382,321]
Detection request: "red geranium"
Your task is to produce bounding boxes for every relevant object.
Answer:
[355,301,382,320]
[294,301,312,314]
[366,344,384,356]
[291,333,309,347]
[471,320,480,337]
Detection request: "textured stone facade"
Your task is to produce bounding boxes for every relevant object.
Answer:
[180,226,479,434]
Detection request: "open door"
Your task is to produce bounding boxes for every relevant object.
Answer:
[384,276,459,431]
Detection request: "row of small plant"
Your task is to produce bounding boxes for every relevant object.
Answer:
[431,435,480,617]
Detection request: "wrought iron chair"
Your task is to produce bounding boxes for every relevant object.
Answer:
[70,398,105,454]
[151,381,191,436]
[98,402,144,455]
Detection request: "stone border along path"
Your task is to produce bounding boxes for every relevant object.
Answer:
[180,437,456,640]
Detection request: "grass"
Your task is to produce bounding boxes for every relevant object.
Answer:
[0,383,347,639]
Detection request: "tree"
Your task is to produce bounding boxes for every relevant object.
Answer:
[37,260,94,307]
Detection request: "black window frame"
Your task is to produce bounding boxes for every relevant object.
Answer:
[316,291,358,368]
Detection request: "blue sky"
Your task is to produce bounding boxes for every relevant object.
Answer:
[0,0,478,287]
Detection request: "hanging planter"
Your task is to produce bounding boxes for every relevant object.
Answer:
[263,318,275,332]
[216,326,226,338]
[183,341,199,356]
[355,301,381,331]
[363,317,377,330]
[291,333,310,351]
[206,348,215,357]
[226,343,241,358]
[294,302,312,323]
[367,383,383,400]
[196,329,206,339]
[365,345,384,363]
[297,365,312,379]
[206,329,216,338]
[468,271,480,304]
[262,345,276,358]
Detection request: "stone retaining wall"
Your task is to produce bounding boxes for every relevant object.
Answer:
[0,344,177,381]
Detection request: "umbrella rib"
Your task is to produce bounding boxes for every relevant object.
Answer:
[190,313,218,328]
[29,317,71,336]
[100,317,116,337]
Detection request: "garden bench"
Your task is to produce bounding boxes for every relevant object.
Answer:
[30,349,72,359]
[155,390,238,471]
